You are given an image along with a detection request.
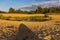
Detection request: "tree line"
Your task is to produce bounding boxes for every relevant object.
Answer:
[0,6,60,14]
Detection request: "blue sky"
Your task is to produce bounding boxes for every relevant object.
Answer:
[0,0,60,11]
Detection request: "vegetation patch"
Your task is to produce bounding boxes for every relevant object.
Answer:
[0,14,51,22]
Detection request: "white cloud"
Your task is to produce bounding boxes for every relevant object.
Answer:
[21,0,60,10]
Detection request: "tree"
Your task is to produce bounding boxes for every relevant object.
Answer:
[36,6,43,13]
[28,10,36,14]
[48,7,57,13]
[42,8,49,14]
[15,9,22,13]
[8,8,15,13]
[23,11,29,14]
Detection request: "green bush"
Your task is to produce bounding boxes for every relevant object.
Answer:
[30,16,51,21]
[11,17,21,21]
[44,14,49,17]
[1,16,11,20]
[0,14,3,19]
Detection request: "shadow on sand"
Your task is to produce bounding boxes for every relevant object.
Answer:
[14,24,40,40]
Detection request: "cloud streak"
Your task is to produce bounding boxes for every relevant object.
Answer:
[21,0,60,10]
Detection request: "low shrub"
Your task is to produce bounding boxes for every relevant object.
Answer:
[30,16,51,21]
[0,16,11,20]
[0,14,3,19]
[44,14,49,17]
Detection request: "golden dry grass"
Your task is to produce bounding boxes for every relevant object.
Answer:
[0,13,44,17]
[0,14,60,40]
[0,14,58,29]
[0,14,60,26]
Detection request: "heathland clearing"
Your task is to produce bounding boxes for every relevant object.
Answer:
[0,14,60,40]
